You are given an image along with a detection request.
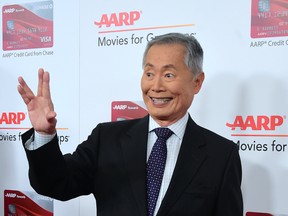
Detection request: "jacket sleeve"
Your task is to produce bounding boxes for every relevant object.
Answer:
[22,127,98,201]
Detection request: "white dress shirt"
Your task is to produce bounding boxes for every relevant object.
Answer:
[147,113,188,215]
[24,130,56,150]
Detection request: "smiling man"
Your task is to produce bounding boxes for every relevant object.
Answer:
[141,41,204,127]
[18,33,243,216]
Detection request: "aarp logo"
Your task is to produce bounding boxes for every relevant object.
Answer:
[226,115,285,131]
[112,104,128,110]
[0,112,26,125]
[94,11,141,28]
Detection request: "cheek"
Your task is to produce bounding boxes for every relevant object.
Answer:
[175,86,195,103]
[141,79,149,95]
[141,76,153,93]
[140,77,146,91]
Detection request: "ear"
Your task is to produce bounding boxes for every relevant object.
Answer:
[193,72,205,94]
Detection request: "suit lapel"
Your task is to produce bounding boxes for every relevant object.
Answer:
[120,116,149,216]
[157,117,207,216]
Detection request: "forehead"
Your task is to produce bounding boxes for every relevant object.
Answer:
[145,43,186,64]
[143,44,192,75]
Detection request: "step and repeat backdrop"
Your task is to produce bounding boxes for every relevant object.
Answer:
[1,0,288,215]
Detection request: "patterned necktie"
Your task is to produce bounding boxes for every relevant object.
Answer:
[146,127,173,216]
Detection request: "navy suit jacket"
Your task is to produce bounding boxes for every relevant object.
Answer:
[22,115,243,216]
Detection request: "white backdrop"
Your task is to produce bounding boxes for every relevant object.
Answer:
[1,0,288,215]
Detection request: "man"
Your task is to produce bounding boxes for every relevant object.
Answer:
[18,33,243,216]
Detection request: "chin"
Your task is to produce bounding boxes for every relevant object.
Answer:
[150,112,170,120]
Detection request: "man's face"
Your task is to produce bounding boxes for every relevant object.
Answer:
[141,43,204,126]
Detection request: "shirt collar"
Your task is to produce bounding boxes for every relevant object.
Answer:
[148,113,189,140]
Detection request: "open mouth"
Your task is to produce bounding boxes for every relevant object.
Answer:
[151,97,172,104]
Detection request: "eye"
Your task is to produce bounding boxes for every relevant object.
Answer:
[146,72,153,77]
[165,73,175,79]
[144,71,154,80]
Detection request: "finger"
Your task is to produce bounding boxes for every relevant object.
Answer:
[42,71,53,102]
[17,85,31,105]
[37,68,44,96]
[17,76,35,103]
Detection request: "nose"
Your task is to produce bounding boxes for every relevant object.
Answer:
[151,75,165,92]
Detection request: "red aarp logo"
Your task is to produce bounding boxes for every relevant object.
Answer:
[0,112,26,124]
[226,115,284,131]
[94,11,141,28]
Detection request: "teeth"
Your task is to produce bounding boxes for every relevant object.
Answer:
[152,98,171,104]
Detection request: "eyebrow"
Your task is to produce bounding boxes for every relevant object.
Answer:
[144,63,153,68]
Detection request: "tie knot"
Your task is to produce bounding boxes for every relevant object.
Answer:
[154,127,173,140]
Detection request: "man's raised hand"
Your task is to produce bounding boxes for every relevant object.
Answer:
[17,68,57,135]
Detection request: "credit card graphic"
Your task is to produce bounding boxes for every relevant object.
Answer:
[247,213,273,216]
[251,0,288,38]
[4,189,53,216]
[2,0,53,51]
[246,212,288,216]
[111,101,148,121]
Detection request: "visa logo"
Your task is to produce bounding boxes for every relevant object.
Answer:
[0,112,26,124]
[40,36,52,42]
[95,11,141,28]
[113,105,128,110]
[226,115,284,131]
